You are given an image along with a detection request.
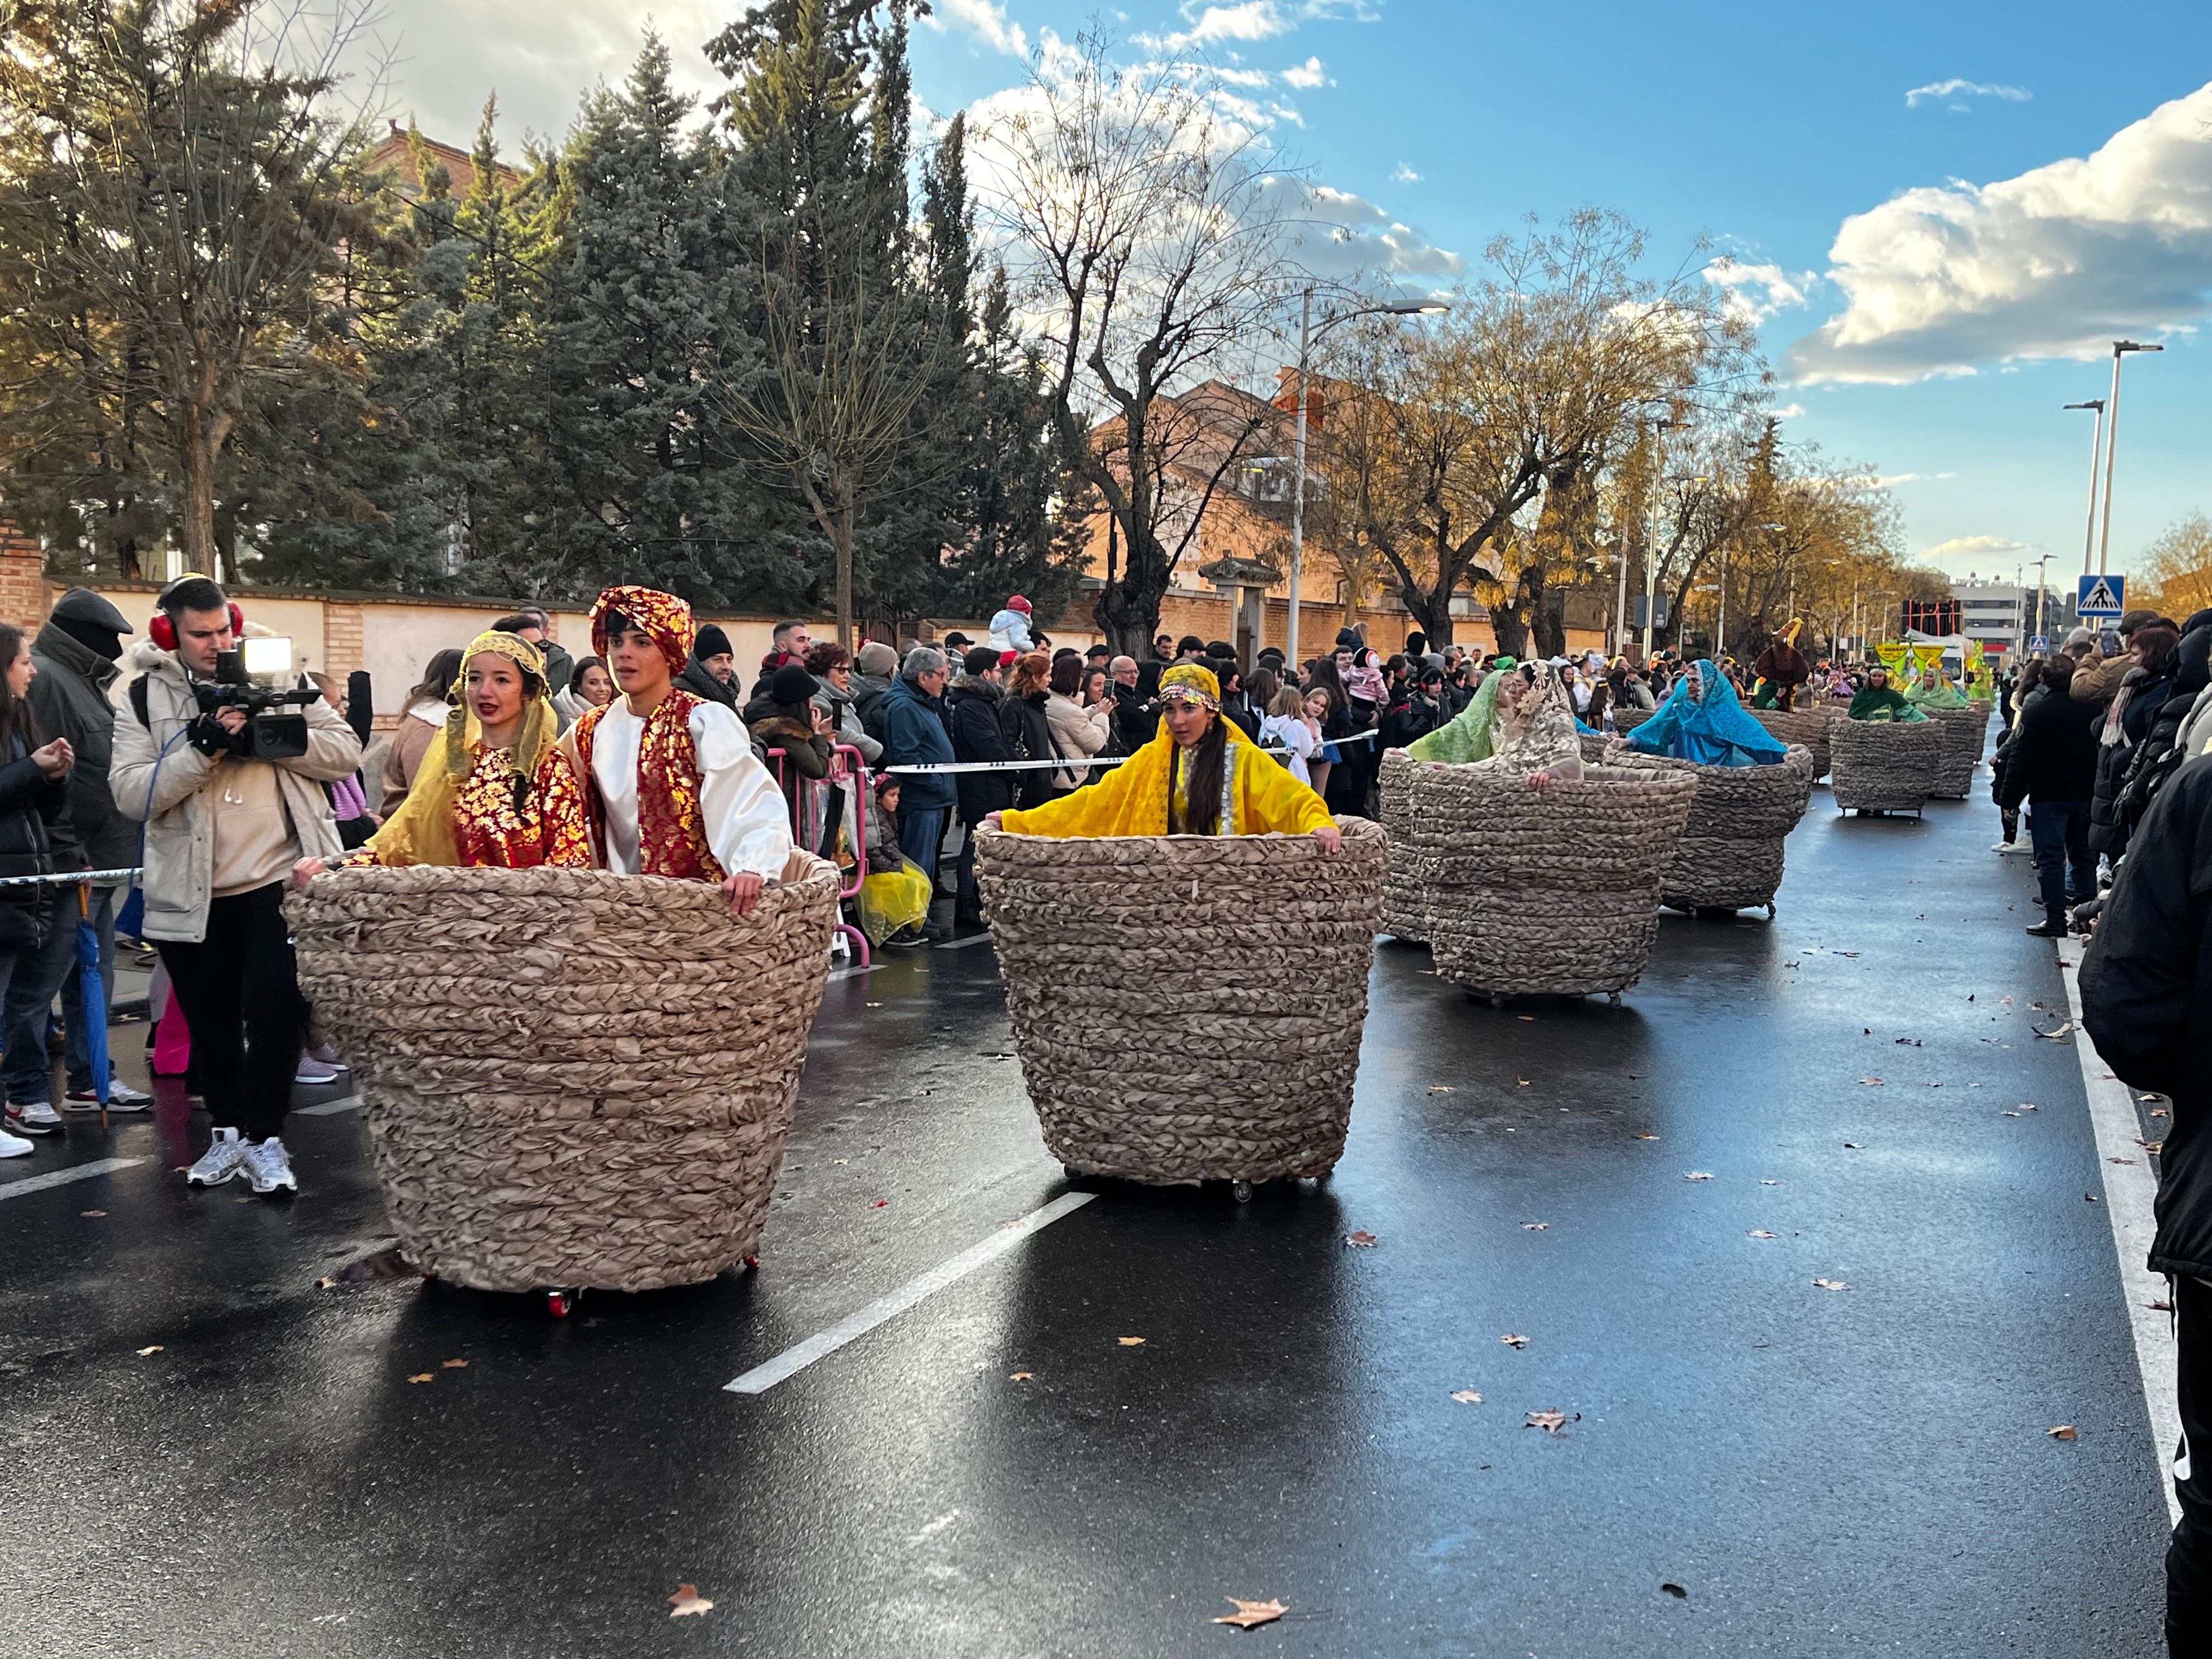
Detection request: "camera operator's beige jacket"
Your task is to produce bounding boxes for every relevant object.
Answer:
[111,642,362,944]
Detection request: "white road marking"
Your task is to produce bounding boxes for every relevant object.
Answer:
[936,933,997,950]
[725,1190,1096,1395]
[826,964,876,982]
[2056,937,2181,1525]
[294,1096,359,1117]
[0,1156,146,1203]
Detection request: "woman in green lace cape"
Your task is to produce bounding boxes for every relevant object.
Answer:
[1406,666,1507,763]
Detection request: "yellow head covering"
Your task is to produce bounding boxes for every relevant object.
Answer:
[357,631,559,869]
[1159,662,1221,709]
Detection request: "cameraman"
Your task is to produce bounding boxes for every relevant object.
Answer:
[111,577,360,1197]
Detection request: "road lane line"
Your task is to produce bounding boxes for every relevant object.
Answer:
[725,1190,1096,1395]
[294,1096,360,1116]
[2056,938,2181,1525]
[935,933,996,950]
[0,1156,146,1203]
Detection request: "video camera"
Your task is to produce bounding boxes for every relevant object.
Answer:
[192,636,322,760]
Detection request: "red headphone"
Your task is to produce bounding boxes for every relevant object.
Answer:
[148,575,244,652]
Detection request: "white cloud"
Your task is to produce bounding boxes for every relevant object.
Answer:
[1282,56,1329,89]
[931,0,1030,58]
[1703,257,1816,324]
[1390,162,1420,183]
[1922,534,2031,559]
[1145,1,1379,53]
[1905,78,2030,109]
[1791,80,2212,385]
[1767,402,1808,419]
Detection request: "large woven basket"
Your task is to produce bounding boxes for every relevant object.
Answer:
[1605,745,1816,910]
[1611,707,1656,736]
[1922,702,1991,798]
[1827,717,1944,813]
[1402,765,1698,1000]
[1752,708,1831,780]
[287,857,840,1293]
[1378,747,1429,944]
[974,819,1385,1186]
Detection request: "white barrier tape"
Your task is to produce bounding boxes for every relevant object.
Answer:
[884,758,1131,776]
[0,868,141,889]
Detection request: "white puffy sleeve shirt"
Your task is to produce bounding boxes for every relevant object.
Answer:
[590,699,794,882]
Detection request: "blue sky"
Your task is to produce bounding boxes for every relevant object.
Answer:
[377,0,2212,588]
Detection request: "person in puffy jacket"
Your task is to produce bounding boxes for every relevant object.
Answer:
[0,622,77,1152]
[946,647,1016,926]
[2117,609,2212,843]
[878,648,955,935]
[989,595,1036,653]
[2089,618,2181,861]
[2080,749,2212,1652]
[1994,654,2103,935]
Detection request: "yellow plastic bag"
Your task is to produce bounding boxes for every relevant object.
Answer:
[856,857,933,944]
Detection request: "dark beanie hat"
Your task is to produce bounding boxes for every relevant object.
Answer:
[770,663,817,706]
[694,622,732,660]
[1335,627,1362,650]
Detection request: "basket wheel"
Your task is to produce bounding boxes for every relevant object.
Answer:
[546,1289,576,1318]
[1231,1180,1254,1204]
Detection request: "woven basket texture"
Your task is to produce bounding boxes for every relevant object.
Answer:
[1611,708,1656,736]
[1827,716,1944,811]
[287,857,839,1293]
[975,819,1385,1185]
[1922,702,1991,798]
[1751,708,1831,779]
[1601,746,1815,909]
[1401,765,1697,997]
[1378,748,1429,943]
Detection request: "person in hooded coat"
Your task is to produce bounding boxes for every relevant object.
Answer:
[1624,658,1791,768]
[2090,618,2183,861]
[1479,662,1584,788]
[1752,624,1811,711]
[741,663,834,823]
[1845,667,1927,723]
[2116,608,2212,843]
[1408,667,1509,765]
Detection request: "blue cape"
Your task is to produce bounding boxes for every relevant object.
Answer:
[1626,659,1788,768]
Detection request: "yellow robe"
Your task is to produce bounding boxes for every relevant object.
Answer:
[1000,723,1335,838]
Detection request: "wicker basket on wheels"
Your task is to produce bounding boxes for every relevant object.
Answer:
[1378,747,1430,944]
[1611,707,1657,738]
[974,819,1385,1191]
[287,856,840,1300]
[1751,708,1831,780]
[1922,701,1992,799]
[1827,717,1944,815]
[1402,764,1698,1003]
[1607,745,1816,913]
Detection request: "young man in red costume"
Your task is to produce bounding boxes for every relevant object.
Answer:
[563,587,792,916]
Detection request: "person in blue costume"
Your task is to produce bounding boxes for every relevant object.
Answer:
[1621,658,1789,768]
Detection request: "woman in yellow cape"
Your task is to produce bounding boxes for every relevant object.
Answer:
[985,663,1342,850]
[294,631,591,881]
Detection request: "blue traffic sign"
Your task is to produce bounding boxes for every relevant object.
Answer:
[2029,635,2050,653]
[2076,573,2126,619]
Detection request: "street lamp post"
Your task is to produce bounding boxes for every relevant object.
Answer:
[2063,399,2106,578]
[1639,422,1677,661]
[1286,289,1448,672]
[2095,341,2163,577]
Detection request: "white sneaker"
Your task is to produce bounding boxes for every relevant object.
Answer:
[1993,840,2029,855]
[294,1056,341,1086]
[304,1043,349,1074]
[65,1081,153,1110]
[9,1101,62,1133]
[0,1127,32,1158]
[187,1127,250,1187]
[242,1137,297,1196]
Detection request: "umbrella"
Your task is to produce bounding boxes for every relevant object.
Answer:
[73,883,109,1128]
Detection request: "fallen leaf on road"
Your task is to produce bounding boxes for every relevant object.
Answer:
[668,1584,714,1618]
[2154,1109,2170,1118]
[2002,1111,2021,1118]
[1638,1133,1659,1141]
[80,1209,105,1217]
[1813,1279,1849,1292]
[870,1199,888,1209]
[1500,1333,1530,1348]
[1118,1336,1146,1347]
[1662,1582,1689,1600]
[1426,1085,1454,1094]
[1522,1222,1548,1231]
[1519,1015,1535,1022]
[1525,1409,1577,1433]
[136,1345,162,1356]
[313,1276,337,1289]
[2141,1140,2166,1154]
[407,1373,433,1384]
[1450,1390,1483,1404]
[2019,1103,2039,1111]
[1213,1599,1286,1630]
[442,1358,468,1369]
[2151,1299,2175,1313]
[1748,1230,1776,1239]
[1685,1171,1714,1181]
[1760,1179,1780,1186]
[2034,1022,2073,1042]
[2086,1193,2102,1204]
[1858,1077,1884,1087]
[2111,1158,2138,1166]
[1835,951,1860,958]
[2001,996,2013,1005]
[1516,1077,1533,1087]
[1009,1372,1033,1381]
[1842,1142,1864,1150]
[1345,1230,1379,1248]
[2047,1426,2078,1441]
[833,1158,848,1165]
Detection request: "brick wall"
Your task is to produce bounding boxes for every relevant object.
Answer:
[0,522,46,633]
[323,602,365,678]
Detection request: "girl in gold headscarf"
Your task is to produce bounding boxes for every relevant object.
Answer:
[984,662,1341,849]
[292,631,591,881]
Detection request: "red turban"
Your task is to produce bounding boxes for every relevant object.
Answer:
[590,586,694,676]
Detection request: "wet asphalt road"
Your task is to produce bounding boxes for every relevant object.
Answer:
[0,784,2174,1657]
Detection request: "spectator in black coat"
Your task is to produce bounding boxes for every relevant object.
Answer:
[945,646,1014,927]
[1381,668,1447,749]
[0,622,77,1152]
[2118,609,2212,843]
[1995,653,2103,935]
[2080,751,2212,1651]
[2090,618,2182,861]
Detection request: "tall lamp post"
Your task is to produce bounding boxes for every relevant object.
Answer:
[1286,289,1448,671]
[2063,398,2106,578]
[2095,340,2163,577]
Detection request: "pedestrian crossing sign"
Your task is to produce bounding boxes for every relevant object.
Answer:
[2076,574,2125,618]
